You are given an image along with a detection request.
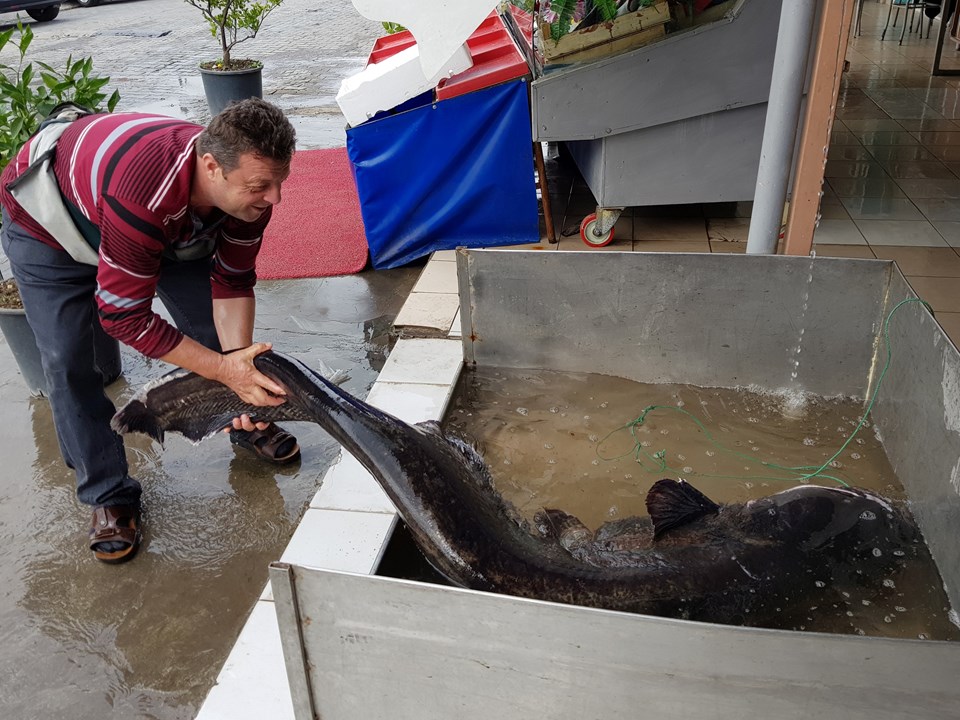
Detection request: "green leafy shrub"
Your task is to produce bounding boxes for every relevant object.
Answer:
[0,20,120,172]
[185,0,283,70]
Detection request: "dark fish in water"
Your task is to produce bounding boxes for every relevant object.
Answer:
[112,351,920,625]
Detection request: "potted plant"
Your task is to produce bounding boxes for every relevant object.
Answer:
[186,0,283,116]
[0,21,122,395]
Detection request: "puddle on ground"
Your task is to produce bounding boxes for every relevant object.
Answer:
[440,365,959,642]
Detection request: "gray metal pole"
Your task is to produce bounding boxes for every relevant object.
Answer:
[746,0,819,255]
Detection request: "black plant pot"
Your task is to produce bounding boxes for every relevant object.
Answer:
[200,64,264,117]
[0,307,122,397]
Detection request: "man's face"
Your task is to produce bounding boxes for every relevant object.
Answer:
[209,152,290,222]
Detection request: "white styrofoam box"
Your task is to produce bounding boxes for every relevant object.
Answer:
[336,42,473,128]
[351,0,498,79]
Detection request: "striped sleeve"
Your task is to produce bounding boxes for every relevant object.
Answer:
[210,207,272,299]
[95,193,183,358]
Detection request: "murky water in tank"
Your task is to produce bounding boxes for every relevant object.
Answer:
[443,366,959,641]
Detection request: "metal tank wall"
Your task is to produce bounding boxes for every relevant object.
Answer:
[530,0,799,206]
[270,249,960,720]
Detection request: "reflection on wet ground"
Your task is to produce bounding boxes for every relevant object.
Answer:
[443,366,960,641]
[0,270,418,720]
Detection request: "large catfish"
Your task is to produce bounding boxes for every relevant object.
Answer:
[112,351,920,626]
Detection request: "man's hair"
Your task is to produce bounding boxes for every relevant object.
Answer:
[195,98,296,172]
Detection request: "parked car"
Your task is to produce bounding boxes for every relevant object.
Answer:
[0,0,61,22]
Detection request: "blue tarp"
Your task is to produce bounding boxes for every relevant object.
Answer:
[346,79,539,269]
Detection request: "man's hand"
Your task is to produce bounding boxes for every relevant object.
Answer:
[223,413,271,434]
[215,342,287,407]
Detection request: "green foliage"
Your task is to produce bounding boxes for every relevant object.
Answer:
[0,19,121,172]
[548,0,654,41]
[185,0,283,69]
[381,21,406,34]
[549,0,576,41]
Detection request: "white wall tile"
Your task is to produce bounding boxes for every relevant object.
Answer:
[195,601,294,720]
[310,451,395,513]
[280,508,397,574]
[377,338,463,386]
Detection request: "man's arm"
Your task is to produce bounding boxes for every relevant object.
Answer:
[159,335,286,408]
[213,295,256,352]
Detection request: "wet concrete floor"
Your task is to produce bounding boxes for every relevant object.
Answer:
[0,269,419,719]
[0,1,406,716]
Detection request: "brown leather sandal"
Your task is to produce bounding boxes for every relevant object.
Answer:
[89,504,142,564]
[229,423,301,465]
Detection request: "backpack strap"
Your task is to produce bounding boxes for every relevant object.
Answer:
[5,105,100,266]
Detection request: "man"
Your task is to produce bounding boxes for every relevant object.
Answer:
[0,98,300,564]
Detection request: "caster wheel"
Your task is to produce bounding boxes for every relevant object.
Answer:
[580,213,614,248]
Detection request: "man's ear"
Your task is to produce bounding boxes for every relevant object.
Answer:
[199,152,222,179]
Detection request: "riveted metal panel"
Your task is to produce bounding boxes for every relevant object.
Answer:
[459,250,889,399]
[531,0,779,142]
[274,567,960,720]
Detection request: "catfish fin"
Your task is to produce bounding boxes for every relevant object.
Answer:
[646,478,720,540]
[110,399,166,444]
[416,421,495,490]
[535,508,595,557]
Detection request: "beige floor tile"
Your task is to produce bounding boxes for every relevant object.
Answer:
[633,217,708,242]
[812,218,868,245]
[867,146,939,164]
[838,118,904,131]
[912,197,960,221]
[812,244,877,259]
[819,201,852,219]
[905,276,960,312]
[871,246,960,276]
[840,197,924,220]
[881,160,955,179]
[709,241,746,253]
[897,118,960,132]
[827,177,906,197]
[851,130,921,146]
[556,235,631,252]
[706,217,750,242]
[829,145,875,162]
[855,219,948,246]
[932,311,960,347]
[925,145,960,161]
[498,242,554,251]
[896,177,960,199]
[824,160,891,179]
[830,130,862,145]
[932,221,960,247]
[633,240,710,253]
[913,130,960,145]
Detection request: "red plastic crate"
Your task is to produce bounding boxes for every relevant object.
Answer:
[366,10,529,101]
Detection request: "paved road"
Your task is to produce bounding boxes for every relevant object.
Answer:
[17,0,383,142]
[0,3,421,719]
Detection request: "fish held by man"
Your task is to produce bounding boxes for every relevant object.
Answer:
[112,350,922,627]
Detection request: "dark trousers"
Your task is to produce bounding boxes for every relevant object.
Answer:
[1,212,221,508]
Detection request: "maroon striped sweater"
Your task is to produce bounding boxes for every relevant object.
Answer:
[0,113,270,358]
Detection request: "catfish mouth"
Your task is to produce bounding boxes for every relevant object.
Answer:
[739,486,917,554]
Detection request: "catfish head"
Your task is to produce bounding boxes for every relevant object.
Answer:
[737,484,921,578]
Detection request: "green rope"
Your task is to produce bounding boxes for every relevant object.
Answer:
[597,297,932,489]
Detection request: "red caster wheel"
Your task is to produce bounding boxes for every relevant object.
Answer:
[580,213,614,247]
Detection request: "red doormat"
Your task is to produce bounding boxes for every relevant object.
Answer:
[257,147,369,280]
